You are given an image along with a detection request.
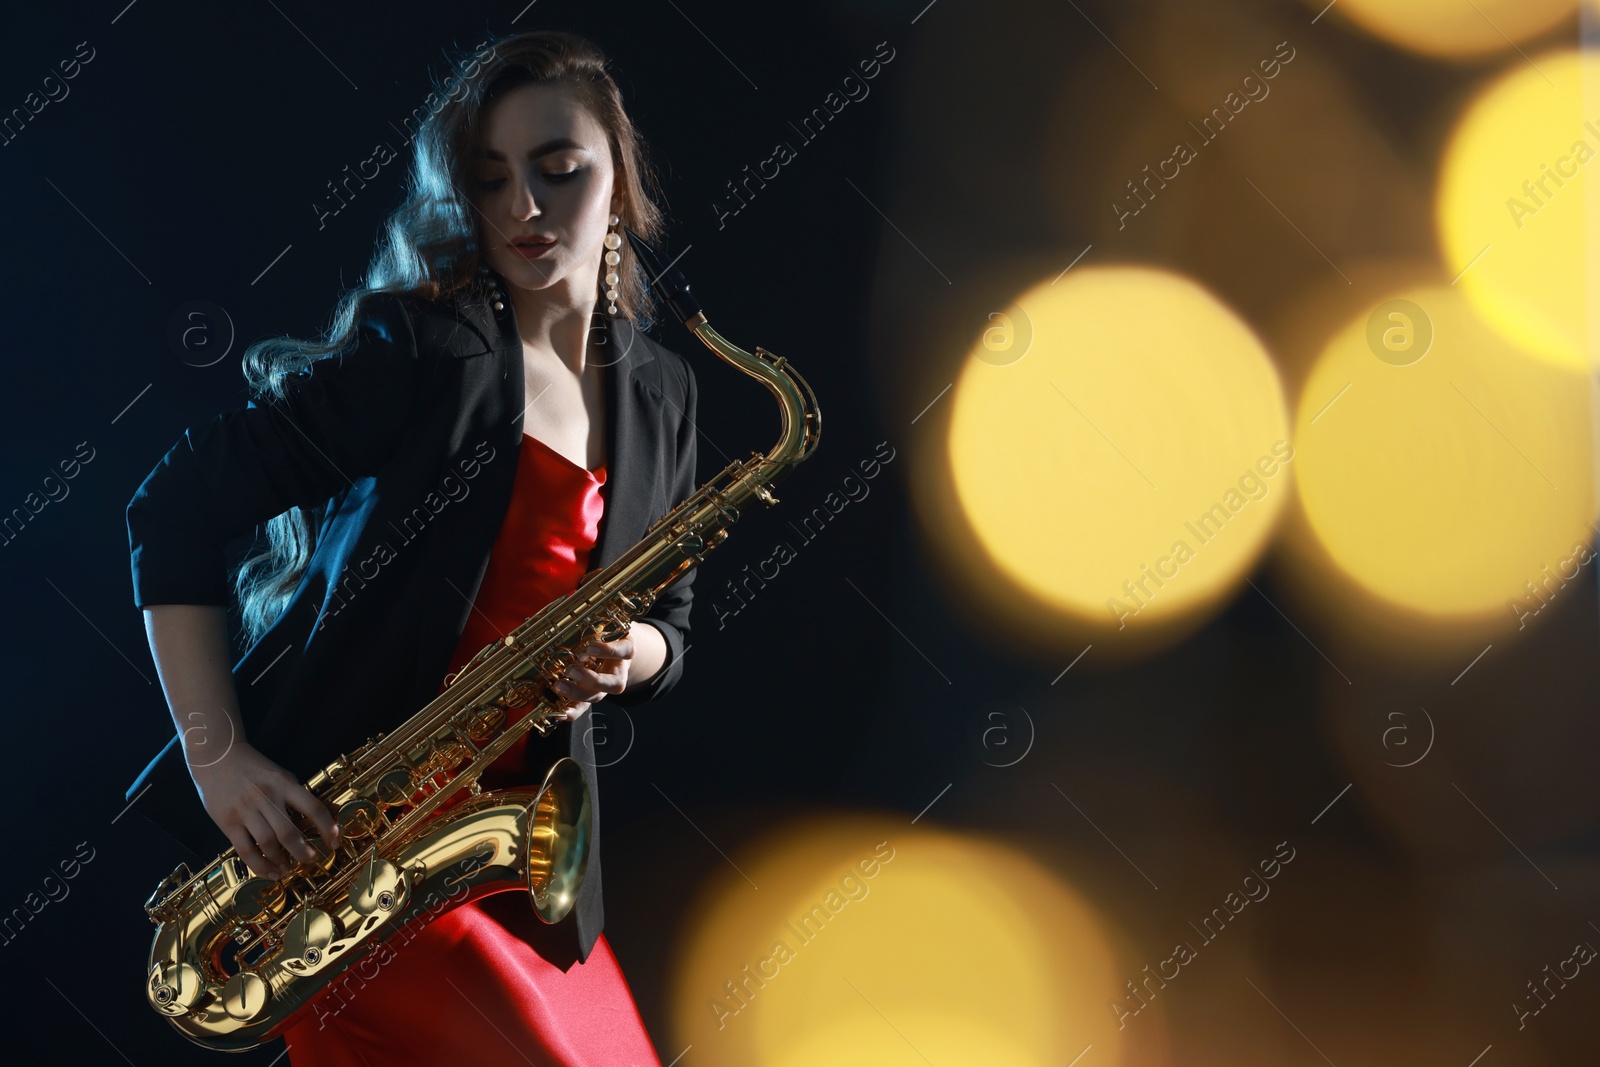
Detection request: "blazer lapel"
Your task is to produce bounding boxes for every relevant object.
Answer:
[447,279,660,578]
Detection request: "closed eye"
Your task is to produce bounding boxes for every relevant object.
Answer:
[473,169,581,191]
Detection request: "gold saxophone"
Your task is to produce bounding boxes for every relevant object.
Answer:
[142,230,822,1051]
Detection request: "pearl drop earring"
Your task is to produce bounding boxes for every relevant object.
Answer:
[603,213,622,317]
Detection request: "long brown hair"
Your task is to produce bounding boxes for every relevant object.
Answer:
[233,29,666,647]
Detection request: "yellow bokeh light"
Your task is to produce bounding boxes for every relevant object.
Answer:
[1294,285,1595,619]
[947,267,1291,635]
[670,817,1130,1067]
[1322,0,1575,59]
[1438,48,1600,372]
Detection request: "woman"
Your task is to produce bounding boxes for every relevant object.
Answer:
[126,29,695,1066]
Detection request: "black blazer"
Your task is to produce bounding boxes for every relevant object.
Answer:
[124,275,698,967]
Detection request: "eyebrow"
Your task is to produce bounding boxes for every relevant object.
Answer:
[472,137,586,162]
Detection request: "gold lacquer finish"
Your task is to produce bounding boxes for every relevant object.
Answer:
[141,232,821,1050]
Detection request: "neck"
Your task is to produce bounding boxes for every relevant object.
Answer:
[507,279,602,375]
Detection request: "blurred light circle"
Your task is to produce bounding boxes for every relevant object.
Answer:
[669,817,1128,1066]
[1323,0,1576,59]
[947,267,1291,633]
[1293,285,1596,619]
[1438,49,1600,372]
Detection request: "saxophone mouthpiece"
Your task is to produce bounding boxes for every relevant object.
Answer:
[623,226,704,326]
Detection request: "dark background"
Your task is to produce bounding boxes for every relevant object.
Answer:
[1,2,1596,1065]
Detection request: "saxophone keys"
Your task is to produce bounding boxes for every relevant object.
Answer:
[336,798,384,839]
[231,877,287,922]
[497,681,541,709]
[147,959,204,1016]
[283,833,338,877]
[374,767,418,808]
[349,850,406,916]
[221,970,270,1022]
[592,617,629,642]
[457,703,507,741]
[144,863,194,924]
[281,907,336,968]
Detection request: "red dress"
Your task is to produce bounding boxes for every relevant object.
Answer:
[284,433,664,1067]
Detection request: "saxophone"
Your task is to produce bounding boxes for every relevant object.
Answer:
[141,229,822,1051]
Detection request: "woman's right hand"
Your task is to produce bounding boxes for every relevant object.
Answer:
[188,742,343,880]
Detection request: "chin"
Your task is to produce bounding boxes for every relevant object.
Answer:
[494,255,560,289]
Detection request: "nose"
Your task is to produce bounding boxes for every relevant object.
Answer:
[511,168,542,221]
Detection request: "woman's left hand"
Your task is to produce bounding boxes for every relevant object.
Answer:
[554,632,634,721]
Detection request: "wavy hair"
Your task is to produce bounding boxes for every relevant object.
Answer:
[232,29,666,647]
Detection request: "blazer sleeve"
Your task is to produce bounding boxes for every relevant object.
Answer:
[127,293,421,608]
[612,359,698,707]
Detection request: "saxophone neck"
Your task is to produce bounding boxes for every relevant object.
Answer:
[623,225,821,472]
[688,318,820,472]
